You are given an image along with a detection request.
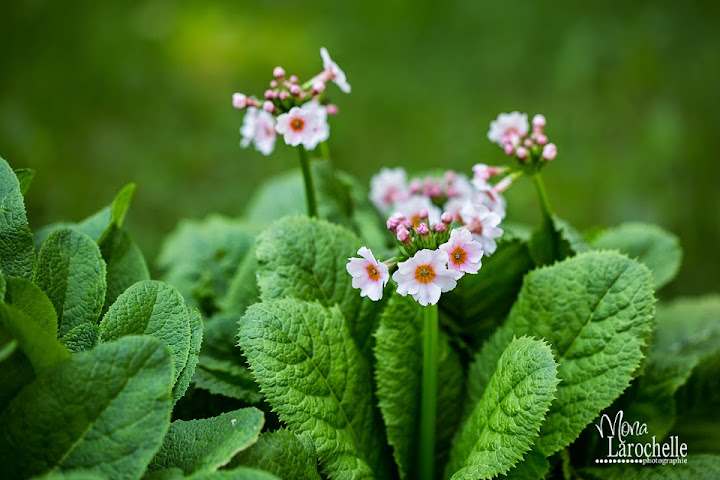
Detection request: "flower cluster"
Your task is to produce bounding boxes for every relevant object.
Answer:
[232,47,350,155]
[488,111,557,164]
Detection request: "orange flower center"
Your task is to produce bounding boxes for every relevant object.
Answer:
[366,264,380,281]
[290,117,305,132]
[450,247,466,266]
[414,264,436,284]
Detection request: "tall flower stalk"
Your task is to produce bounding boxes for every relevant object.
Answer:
[419,303,438,480]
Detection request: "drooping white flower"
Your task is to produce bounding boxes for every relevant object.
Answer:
[487,112,529,147]
[240,107,277,156]
[460,202,504,255]
[392,249,461,306]
[370,168,409,212]
[320,47,351,94]
[275,102,329,150]
[346,247,389,301]
[393,195,441,226]
[439,228,484,276]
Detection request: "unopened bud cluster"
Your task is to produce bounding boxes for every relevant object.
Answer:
[487,112,557,167]
[386,209,453,257]
[232,47,350,156]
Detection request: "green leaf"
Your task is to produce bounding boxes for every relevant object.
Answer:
[0,336,174,479]
[30,472,106,480]
[239,299,390,480]
[0,328,34,410]
[0,156,35,278]
[76,183,136,243]
[14,168,35,195]
[255,216,385,356]
[3,275,58,337]
[33,228,107,336]
[231,429,322,480]
[591,222,681,289]
[221,250,260,317]
[172,307,203,404]
[528,215,588,266]
[99,280,192,383]
[192,355,263,404]
[149,408,264,474]
[245,169,305,222]
[446,336,559,480]
[99,226,151,312]
[582,454,720,479]
[653,295,720,359]
[158,215,257,315]
[0,280,70,372]
[466,251,655,457]
[441,237,534,350]
[374,293,464,480]
[60,321,99,354]
[186,468,281,480]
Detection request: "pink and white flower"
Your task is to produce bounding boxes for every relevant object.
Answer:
[392,249,461,306]
[460,202,504,255]
[370,168,409,212]
[439,228,484,275]
[275,102,329,150]
[320,47,351,94]
[240,107,277,156]
[487,112,529,147]
[346,247,389,301]
[393,195,441,227]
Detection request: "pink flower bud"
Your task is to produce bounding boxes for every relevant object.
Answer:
[396,225,410,242]
[386,216,399,231]
[532,114,546,130]
[504,143,515,156]
[327,104,339,115]
[444,170,456,183]
[418,209,429,220]
[299,92,307,100]
[273,66,286,79]
[245,97,259,107]
[270,80,278,88]
[289,75,299,84]
[263,100,275,113]
[535,133,548,145]
[410,179,421,194]
[264,89,275,100]
[542,143,557,161]
[232,93,247,109]
[441,212,453,224]
[416,223,429,235]
[279,91,289,101]
[523,138,533,148]
[516,146,529,160]
[312,81,326,93]
[434,222,447,233]
[290,85,301,96]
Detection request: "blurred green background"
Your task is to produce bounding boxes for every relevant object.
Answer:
[1,0,718,297]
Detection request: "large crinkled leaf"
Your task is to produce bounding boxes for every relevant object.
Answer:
[149,408,264,474]
[172,307,203,403]
[0,336,174,479]
[582,454,720,479]
[99,280,192,383]
[591,222,681,289]
[60,321,99,355]
[466,251,655,458]
[186,468,281,480]
[239,299,391,480]
[33,228,107,336]
[0,156,35,278]
[230,428,322,480]
[441,237,534,351]
[158,215,257,315]
[446,336,559,480]
[255,216,385,356]
[374,293,464,480]
[3,275,58,337]
[528,214,588,267]
[99,226,150,312]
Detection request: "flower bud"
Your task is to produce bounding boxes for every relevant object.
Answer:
[270,80,278,88]
[542,143,557,161]
[503,143,514,156]
[263,100,275,113]
[516,146,529,160]
[289,75,299,84]
[416,223,429,235]
[327,104,339,115]
[279,91,289,101]
[418,209,429,220]
[532,114,546,130]
[312,80,326,93]
[441,212,453,224]
[396,225,410,242]
[273,66,286,79]
[523,138,533,148]
[386,216,400,231]
[232,93,247,109]
[290,84,301,96]
[535,133,548,145]
[434,222,447,233]
[264,89,275,100]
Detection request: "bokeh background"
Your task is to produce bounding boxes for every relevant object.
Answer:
[1,1,718,297]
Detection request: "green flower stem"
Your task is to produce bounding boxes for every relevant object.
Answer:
[419,303,439,480]
[297,146,318,217]
[531,172,553,221]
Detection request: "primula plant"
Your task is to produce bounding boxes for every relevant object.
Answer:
[1,47,720,480]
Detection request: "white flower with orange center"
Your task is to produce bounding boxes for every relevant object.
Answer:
[320,47,351,94]
[346,247,389,301]
[240,107,277,156]
[275,103,329,150]
[392,249,461,306]
[370,167,409,212]
[487,111,529,147]
[460,202,504,255]
[439,228,484,276]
